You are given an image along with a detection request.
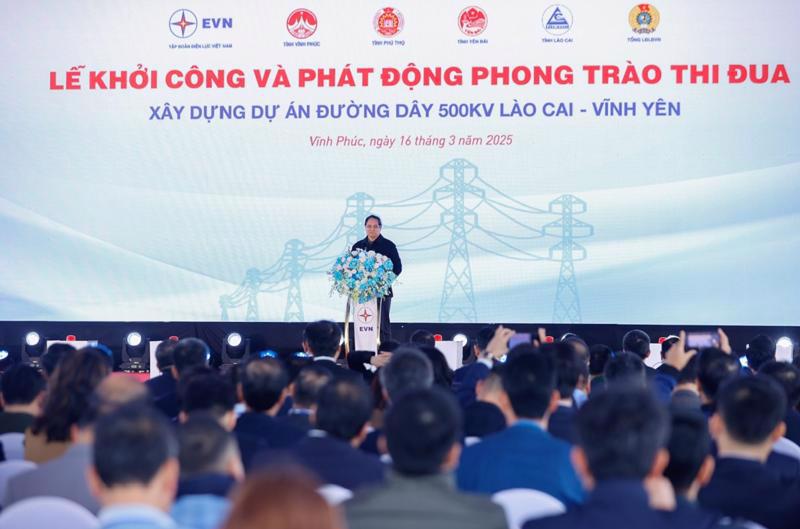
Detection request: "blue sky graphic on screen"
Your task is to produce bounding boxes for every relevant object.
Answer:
[0,0,798,324]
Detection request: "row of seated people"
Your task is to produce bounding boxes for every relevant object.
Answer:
[0,321,797,529]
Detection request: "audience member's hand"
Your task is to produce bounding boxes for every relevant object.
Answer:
[486,326,515,359]
[644,476,676,511]
[370,352,392,369]
[533,327,548,348]
[718,328,732,354]
[663,330,696,371]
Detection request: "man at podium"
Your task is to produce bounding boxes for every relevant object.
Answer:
[352,215,402,343]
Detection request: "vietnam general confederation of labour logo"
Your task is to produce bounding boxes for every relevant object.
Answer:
[629,4,660,34]
[374,7,404,37]
[287,8,318,39]
[169,9,198,38]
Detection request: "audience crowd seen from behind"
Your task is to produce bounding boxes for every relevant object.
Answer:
[0,323,798,529]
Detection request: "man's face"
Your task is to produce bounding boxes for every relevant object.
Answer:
[365,218,381,241]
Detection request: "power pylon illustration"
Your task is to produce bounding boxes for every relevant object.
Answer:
[220,159,593,323]
[544,195,594,323]
[282,240,307,322]
[436,159,483,322]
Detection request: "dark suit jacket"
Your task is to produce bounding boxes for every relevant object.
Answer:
[279,410,312,432]
[255,432,386,491]
[547,404,577,444]
[234,412,305,470]
[523,480,726,529]
[463,401,506,439]
[784,409,800,446]
[0,412,34,435]
[346,471,506,529]
[313,357,358,382]
[698,457,800,529]
[457,420,585,507]
[144,371,176,402]
[452,360,491,409]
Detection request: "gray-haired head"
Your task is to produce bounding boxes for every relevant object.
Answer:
[379,347,434,403]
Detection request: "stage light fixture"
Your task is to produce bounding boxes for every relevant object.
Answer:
[22,331,46,368]
[0,350,8,361]
[222,332,251,367]
[226,332,243,348]
[776,336,794,363]
[126,332,143,348]
[121,331,148,373]
[452,333,468,346]
[25,332,40,347]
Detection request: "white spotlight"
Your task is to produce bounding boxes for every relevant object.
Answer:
[25,332,40,347]
[226,332,243,348]
[452,333,468,346]
[126,332,143,348]
[776,336,794,363]
[0,350,8,361]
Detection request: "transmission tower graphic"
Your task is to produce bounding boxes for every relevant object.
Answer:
[544,195,594,323]
[219,158,593,323]
[437,159,482,322]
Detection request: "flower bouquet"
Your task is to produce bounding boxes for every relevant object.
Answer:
[329,248,397,303]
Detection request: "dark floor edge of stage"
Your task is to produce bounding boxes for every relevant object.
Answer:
[1,321,798,367]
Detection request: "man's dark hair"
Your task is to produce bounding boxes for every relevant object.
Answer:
[93,404,178,487]
[409,330,436,348]
[172,338,209,376]
[420,346,453,390]
[303,321,342,358]
[1,364,45,405]
[364,214,382,226]
[589,345,612,376]
[385,387,461,476]
[41,342,76,377]
[285,353,314,383]
[549,342,584,398]
[180,371,236,419]
[379,348,433,402]
[576,388,669,480]
[316,378,373,441]
[717,375,786,444]
[697,348,739,402]
[473,325,499,354]
[759,361,800,409]
[665,410,711,494]
[622,329,651,360]
[501,351,556,419]
[661,336,680,361]
[603,352,646,388]
[676,354,700,385]
[155,340,177,371]
[293,364,333,408]
[746,335,776,372]
[240,357,288,412]
[178,413,237,477]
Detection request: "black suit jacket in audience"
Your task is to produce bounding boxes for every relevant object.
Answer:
[548,404,577,444]
[0,412,35,435]
[523,480,723,529]
[254,431,386,491]
[145,370,176,402]
[234,411,305,470]
[279,410,313,433]
[698,457,800,529]
[784,409,800,446]
[313,357,358,382]
[463,401,506,439]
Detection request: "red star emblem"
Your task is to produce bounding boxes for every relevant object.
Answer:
[358,309,373,322]
[172,11,195,37]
